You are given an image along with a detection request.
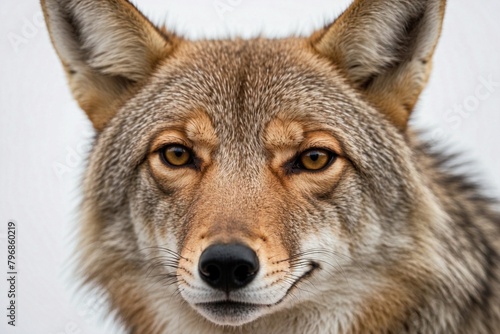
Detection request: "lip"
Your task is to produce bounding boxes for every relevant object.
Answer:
[196,300,266,313]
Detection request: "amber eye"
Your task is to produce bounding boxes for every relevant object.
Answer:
[298,149,334,171]
[160,145,193,167]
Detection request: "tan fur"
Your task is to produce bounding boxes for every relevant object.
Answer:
[41,0,500,333]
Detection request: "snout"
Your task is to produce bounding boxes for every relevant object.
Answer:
[199,243,259,292]
[176,226,306,326]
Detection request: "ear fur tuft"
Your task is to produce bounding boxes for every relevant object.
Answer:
[311,0,446,129]
[41,0,178,130]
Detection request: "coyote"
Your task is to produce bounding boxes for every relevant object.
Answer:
[42,0,500,333]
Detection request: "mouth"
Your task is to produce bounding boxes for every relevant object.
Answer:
[193,262,319,326]
[195,300,275,326]
[195,301,266,326]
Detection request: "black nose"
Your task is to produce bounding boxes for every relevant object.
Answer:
[198,243,259,292]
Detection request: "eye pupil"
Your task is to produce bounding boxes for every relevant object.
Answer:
[309,153,320,161]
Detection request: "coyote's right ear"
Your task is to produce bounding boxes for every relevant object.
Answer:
[41,0,176,130]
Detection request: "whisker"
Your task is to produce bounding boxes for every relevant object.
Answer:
[138,246,186,261]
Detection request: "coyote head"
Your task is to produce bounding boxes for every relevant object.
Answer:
[42,0,448,332]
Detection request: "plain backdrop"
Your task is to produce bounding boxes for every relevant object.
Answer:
[1,0,499,333]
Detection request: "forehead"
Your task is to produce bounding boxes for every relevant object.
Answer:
[141,38,359,142]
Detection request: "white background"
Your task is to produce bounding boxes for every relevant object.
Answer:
[1,0,499,333]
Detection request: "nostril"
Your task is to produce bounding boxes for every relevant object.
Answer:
[233,264,255,285]
[201,264,221,282]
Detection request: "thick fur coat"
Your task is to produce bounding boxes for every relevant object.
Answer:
[41,0,500,333]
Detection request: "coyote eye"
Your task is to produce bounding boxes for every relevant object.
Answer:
[160,145,193,167]
[297,149,335,171]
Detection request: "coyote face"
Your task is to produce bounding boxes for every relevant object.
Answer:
[42,0,500,333]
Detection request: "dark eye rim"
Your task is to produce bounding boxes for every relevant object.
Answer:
[159,144,196,168]
[287,148,337,174]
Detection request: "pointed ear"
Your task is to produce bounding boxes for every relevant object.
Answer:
[311,0,446,129]
[41,0,177,130]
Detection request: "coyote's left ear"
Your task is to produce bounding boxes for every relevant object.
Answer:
[311,0,446,129]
